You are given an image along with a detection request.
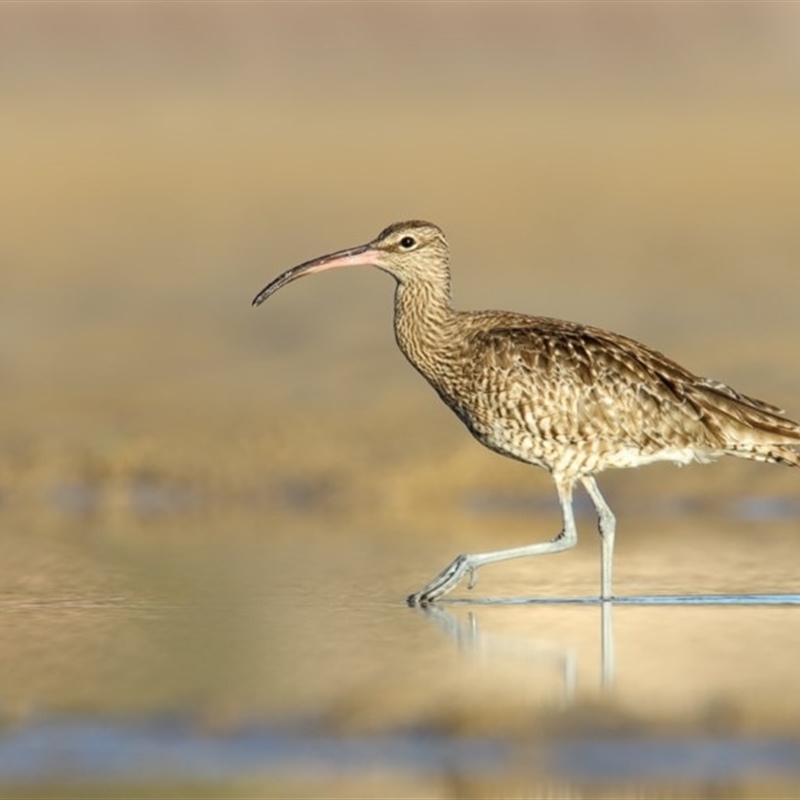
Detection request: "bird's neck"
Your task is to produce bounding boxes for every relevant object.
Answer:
[393,275,456,380]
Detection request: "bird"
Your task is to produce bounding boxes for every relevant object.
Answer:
[252,220,800,606]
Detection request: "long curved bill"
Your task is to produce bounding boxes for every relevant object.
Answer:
[252,242,380,307]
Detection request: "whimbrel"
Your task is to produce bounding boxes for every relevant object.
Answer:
[253,221,800,605]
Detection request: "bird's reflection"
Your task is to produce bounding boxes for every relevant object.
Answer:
[414,600,616,699]
[413,592,800,700]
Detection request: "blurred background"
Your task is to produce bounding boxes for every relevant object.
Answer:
[3,0,800,516]
[2,2,800,797]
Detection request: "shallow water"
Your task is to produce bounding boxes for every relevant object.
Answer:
[1,510,799,797]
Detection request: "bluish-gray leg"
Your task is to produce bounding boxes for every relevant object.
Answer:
[581,476,616,600]
[407,478,578,606]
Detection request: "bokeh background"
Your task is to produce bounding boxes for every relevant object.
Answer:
[2,2,800,797]
[4,0,800,517]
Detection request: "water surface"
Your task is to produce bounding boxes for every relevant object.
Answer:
[1,512,799,797]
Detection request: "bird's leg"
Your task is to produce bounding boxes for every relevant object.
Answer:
[406,479,578,606]
[580,476,616,600]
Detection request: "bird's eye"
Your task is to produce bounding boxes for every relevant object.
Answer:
[399,236,416,249]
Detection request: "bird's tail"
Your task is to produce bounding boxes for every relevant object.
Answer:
[725,443,800,468]
[688,379,800,468]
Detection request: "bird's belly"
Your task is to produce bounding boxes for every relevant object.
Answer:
[463,415,571,472]
[461,412,711,476]
[602,446,714,469]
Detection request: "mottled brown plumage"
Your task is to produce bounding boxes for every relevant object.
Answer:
[253,220,800,604]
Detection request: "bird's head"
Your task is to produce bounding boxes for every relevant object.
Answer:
[252,220,449,307]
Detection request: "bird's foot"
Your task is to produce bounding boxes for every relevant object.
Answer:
[407,554,477,606]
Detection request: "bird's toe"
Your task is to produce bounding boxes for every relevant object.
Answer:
[406,554,473,606]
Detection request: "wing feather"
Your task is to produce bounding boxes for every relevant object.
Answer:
[462,315,800,449]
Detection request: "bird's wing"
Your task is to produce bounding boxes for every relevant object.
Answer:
[464,316,800,446]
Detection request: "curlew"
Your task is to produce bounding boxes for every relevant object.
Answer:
[252,221,800,605]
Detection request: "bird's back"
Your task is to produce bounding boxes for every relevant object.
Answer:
[425,312,800,477]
